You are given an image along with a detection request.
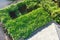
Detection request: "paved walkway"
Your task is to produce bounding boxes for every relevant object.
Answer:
[0,27,5,40]
[55,24,60,40]
[28,23,59,40]
[0,23,10,40]
[0,0,12,8]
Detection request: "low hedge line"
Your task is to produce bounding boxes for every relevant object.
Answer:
[5,7,51,40]
[0,1,39,23]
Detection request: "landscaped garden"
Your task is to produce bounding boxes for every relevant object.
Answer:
[0,0,60,40]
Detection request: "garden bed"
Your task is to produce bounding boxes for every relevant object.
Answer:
[0,0,60,40]
[5,7,51,40]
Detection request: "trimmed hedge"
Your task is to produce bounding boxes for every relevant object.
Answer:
[0,1,39,23]
[5,7,51,40]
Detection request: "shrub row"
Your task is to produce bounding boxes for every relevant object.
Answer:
[5,7,51,40]
[0,1,39,23]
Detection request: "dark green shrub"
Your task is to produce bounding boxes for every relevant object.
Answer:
[51,10,60,24]
[17,2,27,13]
[16,1,39,14]
[27,2,39,12]
[7,5,19,19]
[0,1,40,23]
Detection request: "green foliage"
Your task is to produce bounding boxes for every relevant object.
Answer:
[0,1,40,23]
[41,1,60,24]
[51,9,60,24]
[0,9,11,23]
[5,8,51,40]
[0,0,60,40]
[17,2,27,13]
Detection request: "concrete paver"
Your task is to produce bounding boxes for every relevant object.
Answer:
[28,23,59,40]
[0,27,5,40]
[55,24,60,40]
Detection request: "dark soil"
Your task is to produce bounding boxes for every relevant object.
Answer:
[9,11,17,19]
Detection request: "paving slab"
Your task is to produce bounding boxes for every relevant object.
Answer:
[28,23,59,40]
[0,27,5,40]
[55,24,60,40]
[0,0,12,8]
